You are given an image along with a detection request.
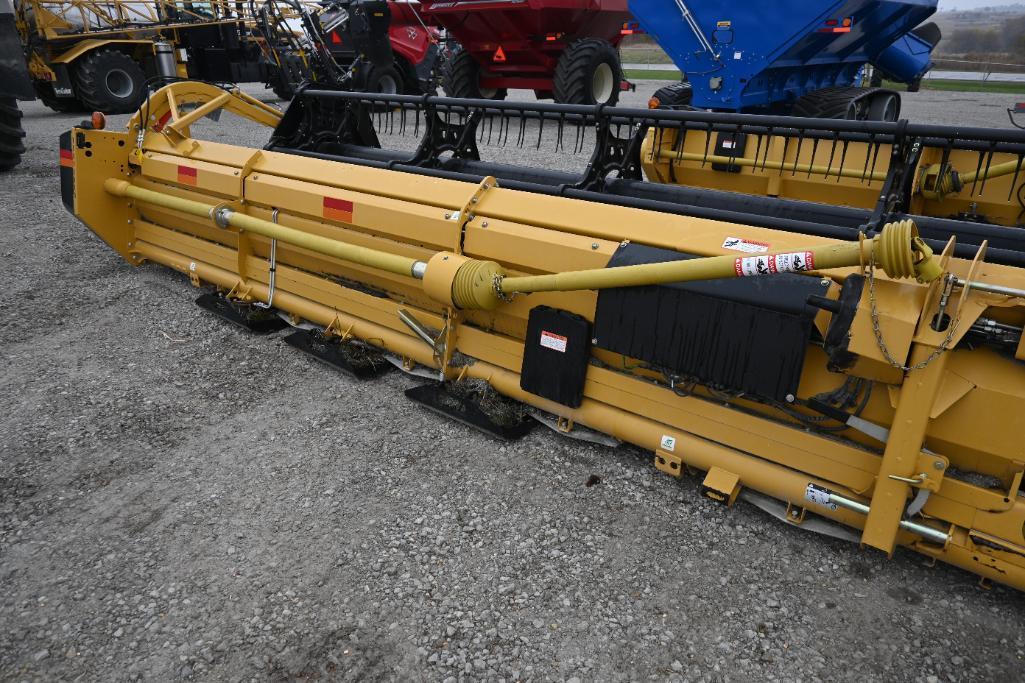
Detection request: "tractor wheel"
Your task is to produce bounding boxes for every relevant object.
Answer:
[0,98,26,172]
[649,80,694,109]
[74,49,147,114]
[33,82,88,113]
[443,50,507,100]
[366,64,402,95]
[553,38,622,106]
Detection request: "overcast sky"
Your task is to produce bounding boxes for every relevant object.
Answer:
[940,0,1024,9]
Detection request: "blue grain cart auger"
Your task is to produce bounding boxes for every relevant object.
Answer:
[630,0,941,120]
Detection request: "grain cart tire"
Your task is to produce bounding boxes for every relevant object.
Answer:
[74,49,146,114]
[443,50,507,100]
[34,82,88,113]
[0,98,26,172]
[554,38,622,106]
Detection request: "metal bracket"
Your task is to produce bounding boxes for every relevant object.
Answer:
[655,449,683,478]
[451,176,497,254]
[865,122,920,230]
[410,106,483,167]
[785,501,808,525]
[572,113,645,193]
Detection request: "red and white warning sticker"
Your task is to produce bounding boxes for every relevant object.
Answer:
[539,330,568,353]
[734,251,815,277]
[721,236,770,254]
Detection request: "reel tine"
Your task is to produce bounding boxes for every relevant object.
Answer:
[970,150,985,196]
[760,127,774,172]
[791,130,804,176]
[1008,154,1023,202]
[536,111,545,150]
[701,124,712,167]
[501,112,510,147]
[484,109,492,145]
[729,124,740,171]
[413,107,421,137]
[807,137,819,179]
[399,105,406,135]
[825,133,838,180]
[517,114,526,147]
[860,134,873,183]
[867,137,881,185]
[979,147,996,195]
[837,140,850,184]
[753,133,763,171]
[675,122,685,162]
[557,114,565,152]
[779,136,790,176]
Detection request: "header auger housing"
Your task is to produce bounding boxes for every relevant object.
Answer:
[66,82,1025,592]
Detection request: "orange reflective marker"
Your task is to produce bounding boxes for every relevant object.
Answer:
[177,165,198,186]
[323,196,354,223]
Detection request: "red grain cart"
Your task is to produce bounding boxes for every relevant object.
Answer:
[421,0,631,104]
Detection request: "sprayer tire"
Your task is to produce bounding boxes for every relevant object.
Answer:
[553,38,621,106]
[74,49,147,114]
[443,50,506,100]
[0,98,26,172]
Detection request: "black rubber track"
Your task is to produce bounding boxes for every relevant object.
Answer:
[553,38,621,106]
[650,81,694,108]
[791,86,899,121]
[0,97,26,172]
[73,49,146,114]
[442,50,506,100]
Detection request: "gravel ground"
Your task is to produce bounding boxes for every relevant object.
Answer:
[2,81,1025,682]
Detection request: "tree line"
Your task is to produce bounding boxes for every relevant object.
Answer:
[940,16,1025,62]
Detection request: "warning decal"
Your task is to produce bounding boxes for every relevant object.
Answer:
[539,330,568,353]
[804,483,837,510]
[722,236,770,254]
[734,251,815,277]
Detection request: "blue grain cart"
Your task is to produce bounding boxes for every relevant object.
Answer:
[630,0,941,120]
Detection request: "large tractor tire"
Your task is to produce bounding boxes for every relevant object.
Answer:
[0,97,26,172]
[442,49,506,100]
[365,64,402,94]
[34,82,87,113]
[73,49,147,114]
[553,38,621,106]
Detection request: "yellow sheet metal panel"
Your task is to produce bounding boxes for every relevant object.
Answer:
[141,152,242,198]
[244,173,460,252]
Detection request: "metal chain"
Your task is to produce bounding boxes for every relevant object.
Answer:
[492,274,516,303]
[866,250,959,372]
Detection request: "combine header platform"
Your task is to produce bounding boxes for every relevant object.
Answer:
[65,83,1025,591]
